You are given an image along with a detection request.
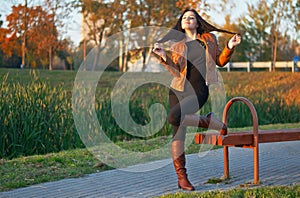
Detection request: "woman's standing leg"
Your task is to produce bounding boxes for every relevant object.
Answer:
[168,91,201,191]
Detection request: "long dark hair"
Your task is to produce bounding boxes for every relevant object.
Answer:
[158,8,236,43]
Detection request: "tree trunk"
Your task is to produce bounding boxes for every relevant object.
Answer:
[22,0,28,68]
[22,36,26,68]
[83,38,87,60]
[119,38,124,71]
[49,46,52,70]
[123,29,130,72]
[120,20,131,72]
[272,31,278,71]
[141,29,150,71]
[143,47,153,71]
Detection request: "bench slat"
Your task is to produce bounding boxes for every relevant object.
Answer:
[258,129,300,143]
[194,128,300,146]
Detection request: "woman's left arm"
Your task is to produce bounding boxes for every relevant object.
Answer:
[216,34,241,67]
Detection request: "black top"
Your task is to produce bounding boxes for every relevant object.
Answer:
[185,39,208,95]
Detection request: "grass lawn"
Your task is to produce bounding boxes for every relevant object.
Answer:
[158,185,300,198]
[1,123,299,194]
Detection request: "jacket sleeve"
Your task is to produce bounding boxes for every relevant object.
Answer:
[214,35,235,67]
[159,49,181,77]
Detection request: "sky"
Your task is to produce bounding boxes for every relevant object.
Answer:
[1,0,257,46]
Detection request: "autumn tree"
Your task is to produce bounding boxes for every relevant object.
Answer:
[68,0,127,70]
[22,0,28,68]
[5,4,59,69]
[14,0,34,68]
[71,0,221,71]
[42,0,70,70]
[1,12,20,67]
[132,0,217,71]
[215,15,246,62]
[123,0,213,71]
[70,0,299,71]
[175,0,211,19]
[77,0,126,46]
[124,0,182,71]
[73,0,181,71]
[211,0,245,62]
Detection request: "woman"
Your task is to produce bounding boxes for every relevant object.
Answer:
[152,9,241,191]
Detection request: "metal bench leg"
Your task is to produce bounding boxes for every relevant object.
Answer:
[223,146,229,179]
[222,97,260,184]
[254,144,259,184]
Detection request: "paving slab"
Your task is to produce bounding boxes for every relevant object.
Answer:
[1,141,299,198]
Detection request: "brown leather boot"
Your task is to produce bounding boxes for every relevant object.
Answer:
[181,113,227,135]
[171,140,195,191]
[206,112,227,135]
[182,114,209,128]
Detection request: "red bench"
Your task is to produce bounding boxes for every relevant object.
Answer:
[194,97,300,184]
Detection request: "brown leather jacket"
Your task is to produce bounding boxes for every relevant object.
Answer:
[161,33,234,92]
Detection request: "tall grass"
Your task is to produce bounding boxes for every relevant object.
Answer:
[0,70,299,159]
[0,71,83,159]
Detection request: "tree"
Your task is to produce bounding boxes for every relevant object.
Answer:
[210,0,241,61]
[217,15,246,62]
[5,4,59,68]
[238,1,272,62]
[75,0,182,71]
[1,0,74,69]
[70,0,127,70]
[238,0,299,65]
[268,0,297,70]
[3,0,31,68]
[125,0,182,71]
[0,24,22,68]
[71,0,217,72]
[56,38,74,70]
[175,0,211,19]
[124,0,214,72]
[78,0,126,46]
[22,0,28,68]
[42,0,63,70]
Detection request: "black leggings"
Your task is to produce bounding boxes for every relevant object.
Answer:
[168,88,209,140]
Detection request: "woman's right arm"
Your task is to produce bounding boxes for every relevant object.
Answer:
[153,43,181,77]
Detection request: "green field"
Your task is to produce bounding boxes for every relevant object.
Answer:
[1,69,300,159]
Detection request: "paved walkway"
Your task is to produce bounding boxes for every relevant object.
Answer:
[1,141,299,198]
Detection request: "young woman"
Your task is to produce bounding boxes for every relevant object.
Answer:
[152,9,241,191]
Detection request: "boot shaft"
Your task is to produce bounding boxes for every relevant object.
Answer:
[171,141,195,191]
[181,113,227,134]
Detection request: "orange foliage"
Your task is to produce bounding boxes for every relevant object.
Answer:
[3,4,58,68]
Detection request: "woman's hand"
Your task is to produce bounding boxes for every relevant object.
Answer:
[153,43,167,61]
[228,34,241,49]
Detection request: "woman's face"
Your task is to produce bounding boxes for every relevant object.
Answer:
[181,11,198,31]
